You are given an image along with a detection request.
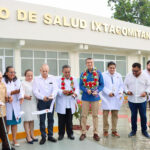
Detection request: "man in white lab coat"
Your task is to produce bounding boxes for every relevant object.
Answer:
[124,63,150,138]
[56,65,79,140]
[33,64,58,145]
[101,61,124,138]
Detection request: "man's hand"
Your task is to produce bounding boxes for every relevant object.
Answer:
[26,96,32,100]
[141,92,147,97]
[92,91,98,96]
[87,90,92,95]
[20,98,24,104]
[8,96,13,103]
[72,93,77,99]
[48,95,54,100]
[109,93,114,97]
[127,91,133,96]
[43,96,49,102]
[63,90,69,96]
[11,89,20,95]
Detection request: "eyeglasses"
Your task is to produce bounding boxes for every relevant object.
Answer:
[8,71,16,74]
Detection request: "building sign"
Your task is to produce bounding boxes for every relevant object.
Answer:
[0,7,150,40]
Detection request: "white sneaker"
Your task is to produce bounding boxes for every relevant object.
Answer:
[12,143,20,147]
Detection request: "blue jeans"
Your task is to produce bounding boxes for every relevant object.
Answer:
[128,101,147,133]
[37,100,54,139]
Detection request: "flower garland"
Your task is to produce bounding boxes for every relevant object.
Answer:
[82,68,99,89]
[61,76,75,95]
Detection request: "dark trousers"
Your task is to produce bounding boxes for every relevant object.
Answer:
[58,109,73,136]
[128,101,147,133]
[37,100,54,139]
[0,117,9,149]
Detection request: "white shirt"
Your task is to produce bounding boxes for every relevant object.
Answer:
[56,76,79,114]
[143,69,150,101]
[124,72,150,103]
[33,75,58,100]
[101,71,124,110]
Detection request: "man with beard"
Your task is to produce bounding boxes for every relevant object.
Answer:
[124,63,150,138]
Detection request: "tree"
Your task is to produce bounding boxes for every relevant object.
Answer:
[108,0,150,27]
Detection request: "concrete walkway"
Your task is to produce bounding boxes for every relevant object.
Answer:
[1,102,150,150]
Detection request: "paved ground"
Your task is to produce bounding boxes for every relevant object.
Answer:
[1,102,150,150]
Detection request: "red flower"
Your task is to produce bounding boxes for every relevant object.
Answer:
[61,86,65,90]
[93,82,97,86]
[89,82,93,88]
[85,82,89,87]
[83,78,86,82]
[70,90,73,94]
[94,78,98,82]
[70,77,73,81]
[93,72,97,76]
[83,72,87,76]
[73,88,75,91]
[61,77,65,80]
[61,82,65,86]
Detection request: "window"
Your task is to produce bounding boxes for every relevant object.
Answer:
[21,50,69,76]
[143,57,146,70]
[79,53,127,79]
[0,48,14,73]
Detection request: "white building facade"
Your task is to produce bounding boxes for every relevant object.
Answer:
[0,0,150,80]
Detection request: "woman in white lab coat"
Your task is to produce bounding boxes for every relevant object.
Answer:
[101,61,124,138]
[3,66,24,147]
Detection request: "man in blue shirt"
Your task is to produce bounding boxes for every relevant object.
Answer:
[79,58,104,141]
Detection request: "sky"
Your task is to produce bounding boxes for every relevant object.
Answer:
[17,0,112,18]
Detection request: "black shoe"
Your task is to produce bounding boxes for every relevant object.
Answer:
[58,135,64,141]
[48,137,57,142]
[31,137,38,142]
[26,138,33,144]
[2,148,15,150]
[39,138,46,145]
[142,131,150,138]
[128,131,136,137]
[68,134,75,140]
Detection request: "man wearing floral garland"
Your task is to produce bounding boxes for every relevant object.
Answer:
[79,58,104,141]
[56,65,79,141]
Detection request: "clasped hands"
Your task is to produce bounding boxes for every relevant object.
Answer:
[63,90,77,98]
[87,89,98,96]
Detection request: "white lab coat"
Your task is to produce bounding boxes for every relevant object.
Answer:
[101,71,124,110]
[2,78,24,121]
[56,76,79,114]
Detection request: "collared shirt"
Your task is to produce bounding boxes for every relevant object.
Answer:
[143,69,150,101]
[80,69,104,101]
[56,76,79,114]
[124,72,150,103]
[0,82,7,117]
[33,74,58,100]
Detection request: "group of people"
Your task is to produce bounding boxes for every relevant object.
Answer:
[0,58,150,150]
